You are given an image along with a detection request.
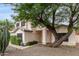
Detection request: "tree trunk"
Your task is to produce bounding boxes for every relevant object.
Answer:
[52,32,72,47]
[51,18,73,47]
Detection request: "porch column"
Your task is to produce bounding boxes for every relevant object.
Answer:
[22,32,26,45]
[42,28,47,45]
[20,21,21,27]
[51,34,55,43]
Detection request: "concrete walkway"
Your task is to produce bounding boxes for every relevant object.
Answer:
[9,43,32,50]
[3,44,79,56]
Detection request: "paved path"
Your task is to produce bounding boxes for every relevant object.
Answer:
[2,44,79,56]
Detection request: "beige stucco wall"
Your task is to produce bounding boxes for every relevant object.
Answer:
[21,22,32,30]
[24,31,42,43]
[46,30,52,43]
[56,26,68,33]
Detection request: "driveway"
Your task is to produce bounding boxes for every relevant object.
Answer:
[3,44,79,56]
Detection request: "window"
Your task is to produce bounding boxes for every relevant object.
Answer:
[21,21,25,26]
[16,23,19,27]
[17,33,22,45]
[58,33,68,42]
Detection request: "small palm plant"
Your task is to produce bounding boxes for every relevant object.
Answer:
[0,20,10,56]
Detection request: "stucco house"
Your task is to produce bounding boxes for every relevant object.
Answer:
[11,21,79,46]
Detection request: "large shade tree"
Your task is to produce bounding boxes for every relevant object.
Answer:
[12,3,79,47]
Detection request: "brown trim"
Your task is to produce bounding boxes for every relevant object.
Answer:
[24,30,33,32]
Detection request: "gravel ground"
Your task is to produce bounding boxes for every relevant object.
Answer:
[2,44,79,56]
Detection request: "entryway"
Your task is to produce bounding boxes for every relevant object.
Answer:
[17,33,23,45]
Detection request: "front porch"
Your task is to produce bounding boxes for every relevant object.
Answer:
[41,28,55,45]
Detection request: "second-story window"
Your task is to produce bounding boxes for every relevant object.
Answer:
[21,21,25,26]
[16,23,19,27]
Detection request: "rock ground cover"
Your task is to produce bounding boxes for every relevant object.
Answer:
[2,44,79,56]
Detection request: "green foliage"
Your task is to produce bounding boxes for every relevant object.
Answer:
[12,3,79,31]
[10,36,21,45]
[0,19,14,31]
[26,41,38,46]
[11,3,79,47]
[13,4,60,27]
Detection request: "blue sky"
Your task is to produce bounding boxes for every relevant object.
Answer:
[0,4,14,21]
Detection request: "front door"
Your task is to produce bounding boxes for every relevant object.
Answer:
[17,33,22,45]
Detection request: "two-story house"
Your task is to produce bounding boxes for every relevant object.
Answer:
[11,21,79,46]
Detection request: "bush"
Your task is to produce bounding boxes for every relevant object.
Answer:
[10,36,22,45]
[26,41,38,46]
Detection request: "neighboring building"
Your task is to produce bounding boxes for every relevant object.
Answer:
[10,21,79,46]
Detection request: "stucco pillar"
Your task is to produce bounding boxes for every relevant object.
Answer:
[20,21,21,27]
[51,34,55,43]
[22,32,26,46]
[42,28,47,45]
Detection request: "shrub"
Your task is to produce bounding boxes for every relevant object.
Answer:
[10,36,21,45]
[26,41,38,46]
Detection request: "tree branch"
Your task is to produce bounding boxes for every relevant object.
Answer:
[72,14,79,23]
[36,10,58,40]
[52,11,55,27]
[67,15,73,33]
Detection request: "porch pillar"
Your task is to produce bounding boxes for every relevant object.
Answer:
[42,28,47,45]
[51,34,55,43]
[22,32,26,46]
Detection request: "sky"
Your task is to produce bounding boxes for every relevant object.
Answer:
[0,4,14,21]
